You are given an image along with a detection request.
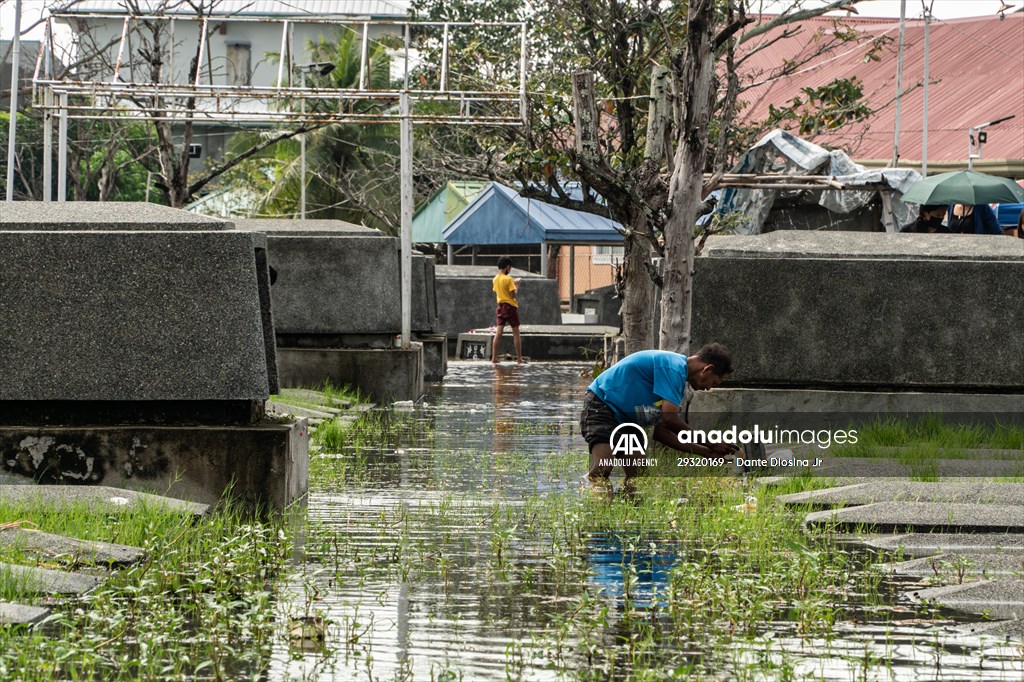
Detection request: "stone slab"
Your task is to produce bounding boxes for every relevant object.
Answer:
[456,325,616,361]
[953,618,1024,639]
[412,254,440,334]
[0,230,271,401]
[910,579,1024,621]
[0,528,145,566]
[418,333,448,382]
[0,202,229,231]
[701,231,1024,261]
[884,552,1024,580]
[435,266,561,341]
[0,418,308,510]
[0,563,103,595]
[266,401,337,420]
[0,485,209,516]
[277,345,424,403]
[778,482,1024,508]
[862,533,1024,557]
[803,502,1024,533]
[233,219,384,236]
[692,233,1024,390]
[235,220,401,335]
[0,602,50,626]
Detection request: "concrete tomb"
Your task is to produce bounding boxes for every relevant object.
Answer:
[689,231,1024,421]
[233,219,435,400]
[435,265,562,356]
[0,203,306,509]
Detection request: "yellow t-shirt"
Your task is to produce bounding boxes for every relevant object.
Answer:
[492,272,518,307]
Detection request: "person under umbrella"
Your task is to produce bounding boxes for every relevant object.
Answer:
[946,202,1002,235]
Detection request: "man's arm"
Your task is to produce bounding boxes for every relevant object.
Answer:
[655,400,737,455]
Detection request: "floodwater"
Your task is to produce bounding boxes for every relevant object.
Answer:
[269,362,1023,681]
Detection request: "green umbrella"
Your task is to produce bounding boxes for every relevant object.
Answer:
[902,170,1024,205]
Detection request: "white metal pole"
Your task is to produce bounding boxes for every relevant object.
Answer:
[300,71,306,219]
[399,24,413,349]
[400,91,413,350]
[5,0,23,201]
[43,88,52,201]
[921,4,931,175]
[57,93,68,202]
[968,127,975,170]
[890,0,906,167]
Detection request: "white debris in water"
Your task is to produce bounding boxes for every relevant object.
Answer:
[393,401,415,410]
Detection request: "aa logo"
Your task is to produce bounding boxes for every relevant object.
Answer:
[610,423,648,457]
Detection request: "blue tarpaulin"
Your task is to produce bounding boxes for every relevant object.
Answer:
[442,182,623,245]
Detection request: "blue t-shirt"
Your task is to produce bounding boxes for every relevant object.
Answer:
[587,350,688,425]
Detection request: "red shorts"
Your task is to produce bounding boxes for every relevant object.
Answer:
[495,302,520,328]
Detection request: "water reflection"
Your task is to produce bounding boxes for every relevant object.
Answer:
[268,362,1024,681]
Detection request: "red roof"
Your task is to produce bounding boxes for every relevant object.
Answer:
[736,13,1024,165]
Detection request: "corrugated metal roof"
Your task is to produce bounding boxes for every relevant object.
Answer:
[737,14,1024,166]
[412,180,487,242]
[59,1,410,18]
[443,183,623,246]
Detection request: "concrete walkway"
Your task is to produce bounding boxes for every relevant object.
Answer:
[780,480,1023,639]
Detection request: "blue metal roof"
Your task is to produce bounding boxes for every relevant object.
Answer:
[442,183,623,246]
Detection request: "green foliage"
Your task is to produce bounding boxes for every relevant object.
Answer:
[766,77,872,137]
[222,30,398,228]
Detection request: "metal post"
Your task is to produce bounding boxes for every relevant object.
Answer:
[43,88,52,201]
[194,18,208,87]
[471,246,477,265]
[447,243,454,265]
[399,90,413,349]
[277,20,288,87]
[519,23,528,125]
[5,0,23,201]
[440,24,449,91]
[568,244,575,304]
[540,243,548,277]
[968,127,975,170]
[890,0,906,167]
[300,70,306,219]
[359,23,368,90]
[921,4,931,175]
[57,93,68,202]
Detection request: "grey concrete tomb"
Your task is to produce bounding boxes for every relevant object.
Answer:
[689,232,1024,420]
[233,219,432,401]
[0,203,306,509]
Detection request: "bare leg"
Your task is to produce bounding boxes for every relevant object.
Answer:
[587,442,613,480]
[492,324,504,363]
[513,327,524,363]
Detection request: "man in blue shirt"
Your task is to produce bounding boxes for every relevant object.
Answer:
[580,344,736,482]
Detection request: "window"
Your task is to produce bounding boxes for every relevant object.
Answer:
[226,41,251,86]
[592,245,624,265]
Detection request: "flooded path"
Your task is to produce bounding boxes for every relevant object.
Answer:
[270,362,1023,681]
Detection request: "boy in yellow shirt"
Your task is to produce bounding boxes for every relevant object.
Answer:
[491,257,525,364]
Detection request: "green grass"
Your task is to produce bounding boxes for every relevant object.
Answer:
[841,416,1024,453]
[0,499,294,681]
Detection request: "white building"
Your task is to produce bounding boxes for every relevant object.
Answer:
[54,0,412,165]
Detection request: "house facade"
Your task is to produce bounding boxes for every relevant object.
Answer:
[55,0,411,166]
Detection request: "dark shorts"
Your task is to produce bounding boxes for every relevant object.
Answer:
[580,391,619,453]
[496,302,520,328]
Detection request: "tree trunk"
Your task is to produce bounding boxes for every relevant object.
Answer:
[619,210,656,355]
[659,0,717,354]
